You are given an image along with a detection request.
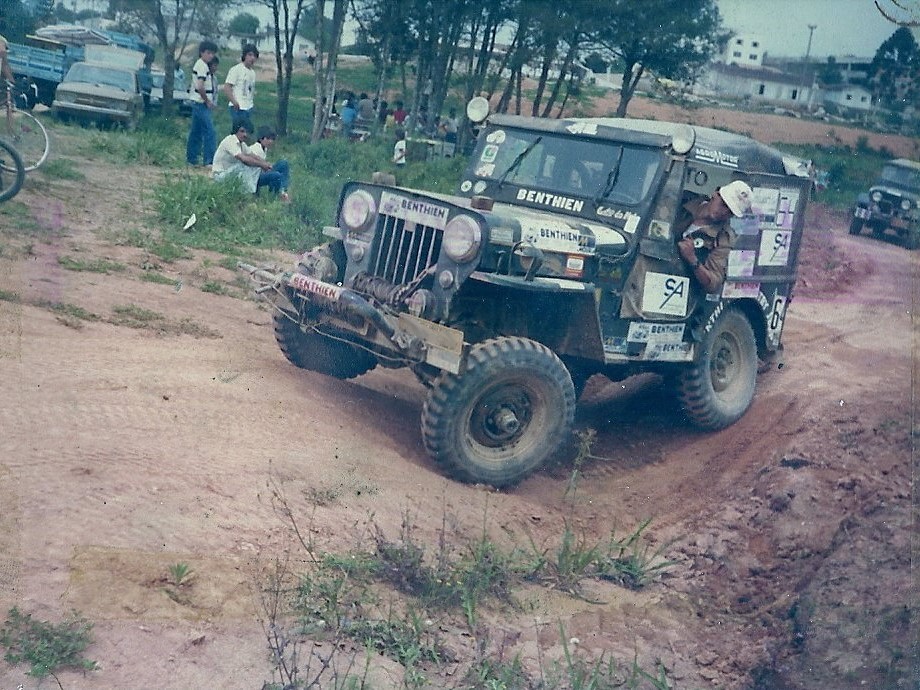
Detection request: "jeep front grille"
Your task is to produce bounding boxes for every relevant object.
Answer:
[369,213,442,286]
[877,197,894,215]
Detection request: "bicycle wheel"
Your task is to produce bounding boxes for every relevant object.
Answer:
[2,109,50,172]
[0,139,25,203]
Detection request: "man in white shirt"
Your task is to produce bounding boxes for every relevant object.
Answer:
[249,126,290,201]
[223,44,258,135]
[212,123,271,193]
[185,40,219,166]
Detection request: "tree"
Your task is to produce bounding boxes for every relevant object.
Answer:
[309,0,348,143]
[819,56,843,86]
[261,0,311,137]
[869,26,919,109]
[108,0,231,114]
[592,0,726,117]
[0,0,38,42]
[228,12,260,37]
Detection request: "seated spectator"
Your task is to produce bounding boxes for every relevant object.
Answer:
[357,92,375,125]
[340,97,357,137]
[442,107,458,143]
[393,127,407,168]
[249,126,291,202]
[211,123,281,198]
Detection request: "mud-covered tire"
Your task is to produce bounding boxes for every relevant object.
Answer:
[677,308,757,430]
[273,312,377,379]
[848,217,863,235]
[421,337,576,487]
[903,230,920,250]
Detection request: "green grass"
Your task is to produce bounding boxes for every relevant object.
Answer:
[141,271,179,285]
[36,158,85,181]
[57,255,126,274]
[0,607,97,682]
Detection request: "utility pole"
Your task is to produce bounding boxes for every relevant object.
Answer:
[801,24,817,111]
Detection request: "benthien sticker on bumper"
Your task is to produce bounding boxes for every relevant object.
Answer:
[642,272,690,317]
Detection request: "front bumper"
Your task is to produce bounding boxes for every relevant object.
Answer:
[854,206,917,230]
[239,263,466,374]
[52,101,134,122]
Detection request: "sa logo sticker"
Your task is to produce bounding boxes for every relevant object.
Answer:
[642,272,690,316]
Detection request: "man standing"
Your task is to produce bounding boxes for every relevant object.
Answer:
[186,40,219,167]
[676,180,753,293]
[223,44,258,135]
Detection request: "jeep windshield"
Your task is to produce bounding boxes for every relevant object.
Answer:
[64,64,135,92]
[469,127,662,206]
[880,164,920,191]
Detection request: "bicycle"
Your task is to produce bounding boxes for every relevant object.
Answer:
[0,138,25,203]
[2,81,50,173]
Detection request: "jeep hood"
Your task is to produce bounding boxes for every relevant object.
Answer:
[871,183,920,201]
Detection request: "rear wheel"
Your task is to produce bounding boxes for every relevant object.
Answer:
[0,140,25,203]
[678,307,757,430]
[422,337,575,487]
[273,311,377,379]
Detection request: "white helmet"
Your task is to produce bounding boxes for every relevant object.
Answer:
[718,180,753,217]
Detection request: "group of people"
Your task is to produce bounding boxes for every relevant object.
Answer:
[185,41,290,201]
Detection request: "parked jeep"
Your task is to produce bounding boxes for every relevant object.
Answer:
[849,158,920,249]
[242,99,811,487]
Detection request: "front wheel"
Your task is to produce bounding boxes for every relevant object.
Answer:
[848,216,863,235]
[677,307,757,430]
[0,139,25,203]
[904,229,920,250]
[422,337,576,487]
[2,109,50,172]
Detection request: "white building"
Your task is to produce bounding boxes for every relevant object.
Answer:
[724,34,765,68]
[821,83,873,111]
[697,63,816,108]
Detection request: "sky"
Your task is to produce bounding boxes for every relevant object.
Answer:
[716,0,911,58]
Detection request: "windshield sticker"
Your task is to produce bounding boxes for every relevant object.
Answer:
[722,281,761,299]
[624,214,640,233]
[565,122,598,135]
[642,272,689,317]
[486,130,506,144]
[727,250,756,277]
[480,144,499,163]
[460,180,473,192]
[516,188,585,213]
[627,322,685,344]
[473,181,488,194]
[596,207,640,233]
[475,163,495,177]
[520,219,591,254]
[379,191,449,230]
[758,230,791,266]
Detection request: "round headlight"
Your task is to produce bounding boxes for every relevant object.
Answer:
[466,96,490,124]
[442,215,481,263]
[341,189,376,231]
[900,198,912,211]
[671,124,695,155]
[871,191,882,202]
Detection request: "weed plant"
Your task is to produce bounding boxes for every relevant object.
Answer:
[0,607,97,687]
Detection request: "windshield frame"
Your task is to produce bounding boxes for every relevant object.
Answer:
[879,164,920,192]
[463,125,665,210]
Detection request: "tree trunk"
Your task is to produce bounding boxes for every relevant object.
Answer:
[541,36,578,118]
[311,0,347,143]
[616,62,643,117]
[531,46,554,116]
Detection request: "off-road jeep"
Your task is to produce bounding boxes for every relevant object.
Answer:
[242,101,811,487]
[849,158,920,249]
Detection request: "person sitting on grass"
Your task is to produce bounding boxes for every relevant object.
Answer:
[211,123,284,199]
[249,126,291,202]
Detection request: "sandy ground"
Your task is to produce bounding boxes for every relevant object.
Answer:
[0,115,916,690]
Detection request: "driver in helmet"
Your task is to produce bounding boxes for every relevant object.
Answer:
[676,180,753,293]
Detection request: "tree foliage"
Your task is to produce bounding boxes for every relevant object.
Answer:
[228,12,260,36]
[108,0,231,112]
[869,26,919,109]
[0,0,38,42]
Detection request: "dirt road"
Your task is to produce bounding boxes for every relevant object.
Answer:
[0,136,915,689]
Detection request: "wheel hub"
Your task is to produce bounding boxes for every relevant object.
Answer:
[470,386,532,447]
[711,336,739,393]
